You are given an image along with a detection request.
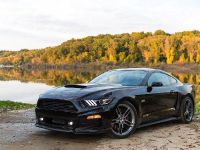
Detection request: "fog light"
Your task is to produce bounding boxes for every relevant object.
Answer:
[39,117,44,121]
[68,121,73,126]
[87,114,101,120]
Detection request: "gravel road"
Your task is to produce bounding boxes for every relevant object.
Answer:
[0,109,200,150]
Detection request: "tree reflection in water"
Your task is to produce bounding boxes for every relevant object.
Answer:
[0,68,199,102]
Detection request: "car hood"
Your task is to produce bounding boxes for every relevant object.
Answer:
[39,83,125,100]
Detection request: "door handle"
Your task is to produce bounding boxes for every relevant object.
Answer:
[170,90,176,94]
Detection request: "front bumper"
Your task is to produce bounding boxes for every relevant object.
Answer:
[35,107,112,134]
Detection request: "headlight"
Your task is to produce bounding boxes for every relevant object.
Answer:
[83,98,112,107]
[98,98,112,105]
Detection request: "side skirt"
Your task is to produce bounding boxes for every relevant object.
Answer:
[138,117,180,128]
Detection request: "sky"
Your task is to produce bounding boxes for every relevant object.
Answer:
[0,0,200,50]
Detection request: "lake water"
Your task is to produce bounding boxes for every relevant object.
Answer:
[0,68,199,104]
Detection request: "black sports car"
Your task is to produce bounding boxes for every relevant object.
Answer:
[35,68,195,138]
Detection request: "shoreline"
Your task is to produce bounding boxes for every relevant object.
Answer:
[0,63,200,74]
[1,109,200,149]
[0,100,35,113]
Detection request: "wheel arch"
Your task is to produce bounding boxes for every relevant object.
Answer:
[183,93,195,104]
[185,93,195,107]
[179,93,195,123]
[116,96,141,116]
[178,93,195,116]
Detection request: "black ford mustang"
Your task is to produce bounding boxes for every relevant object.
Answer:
[35,68,195,138]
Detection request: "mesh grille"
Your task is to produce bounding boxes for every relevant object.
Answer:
[37,99,77,112]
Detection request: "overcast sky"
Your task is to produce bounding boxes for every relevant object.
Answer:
[0,0,200,50]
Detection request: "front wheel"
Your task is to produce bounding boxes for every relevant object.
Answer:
[110,101,138,138]
[180,97,194,123]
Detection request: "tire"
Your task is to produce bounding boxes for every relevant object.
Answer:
[180,96,194,123]
[109,101,138,138]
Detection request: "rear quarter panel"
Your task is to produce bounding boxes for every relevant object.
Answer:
[178,83,195,100]
[176,83,195,114]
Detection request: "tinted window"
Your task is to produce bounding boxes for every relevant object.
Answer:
[148,72,171,86]
[89,70,147,86]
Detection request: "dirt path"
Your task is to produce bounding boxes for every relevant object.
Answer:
[0,109,200,150]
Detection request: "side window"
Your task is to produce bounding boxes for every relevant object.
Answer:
[148,72,171,86]
[169,76,177,85]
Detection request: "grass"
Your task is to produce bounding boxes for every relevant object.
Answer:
[195,102,200,116]
[0,100,35,112]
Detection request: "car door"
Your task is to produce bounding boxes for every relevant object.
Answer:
[141,72,178,122]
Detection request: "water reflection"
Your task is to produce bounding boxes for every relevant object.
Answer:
[0,68,199,104]
[0,80,53,104]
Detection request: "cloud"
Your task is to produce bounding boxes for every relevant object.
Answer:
[0,0,200,50]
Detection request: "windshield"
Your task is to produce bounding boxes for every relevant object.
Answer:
[89,70,147,86]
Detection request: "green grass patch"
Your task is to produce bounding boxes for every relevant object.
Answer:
[195,102,200,116]
[0,100,35,112]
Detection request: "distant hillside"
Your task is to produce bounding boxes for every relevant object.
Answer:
[1,30,200,66]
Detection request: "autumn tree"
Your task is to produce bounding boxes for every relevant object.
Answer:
[1,30,200,65]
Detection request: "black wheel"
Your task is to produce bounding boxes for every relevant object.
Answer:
[180,97,194,123]
[110,101,138,138]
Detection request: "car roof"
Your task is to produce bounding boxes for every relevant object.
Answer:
[113,68,158,72]
[113,67,176,78]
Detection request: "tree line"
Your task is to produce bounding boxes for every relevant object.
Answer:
[1,30,200,66]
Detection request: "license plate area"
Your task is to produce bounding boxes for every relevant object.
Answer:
[52,119,66,125]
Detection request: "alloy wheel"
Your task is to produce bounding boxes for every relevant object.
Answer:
[111,103,135,136]
[184,98,194,122]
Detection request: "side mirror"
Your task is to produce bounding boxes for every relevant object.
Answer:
[147,82,163,92]
[151,82,163,87]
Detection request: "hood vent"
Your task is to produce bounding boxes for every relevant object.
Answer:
[64,84,87,88]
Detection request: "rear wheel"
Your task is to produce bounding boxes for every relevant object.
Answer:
[110,101,138,138]
[180,97,194,123]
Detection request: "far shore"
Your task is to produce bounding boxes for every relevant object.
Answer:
[0,64,14,68]
[0,63,199,74]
